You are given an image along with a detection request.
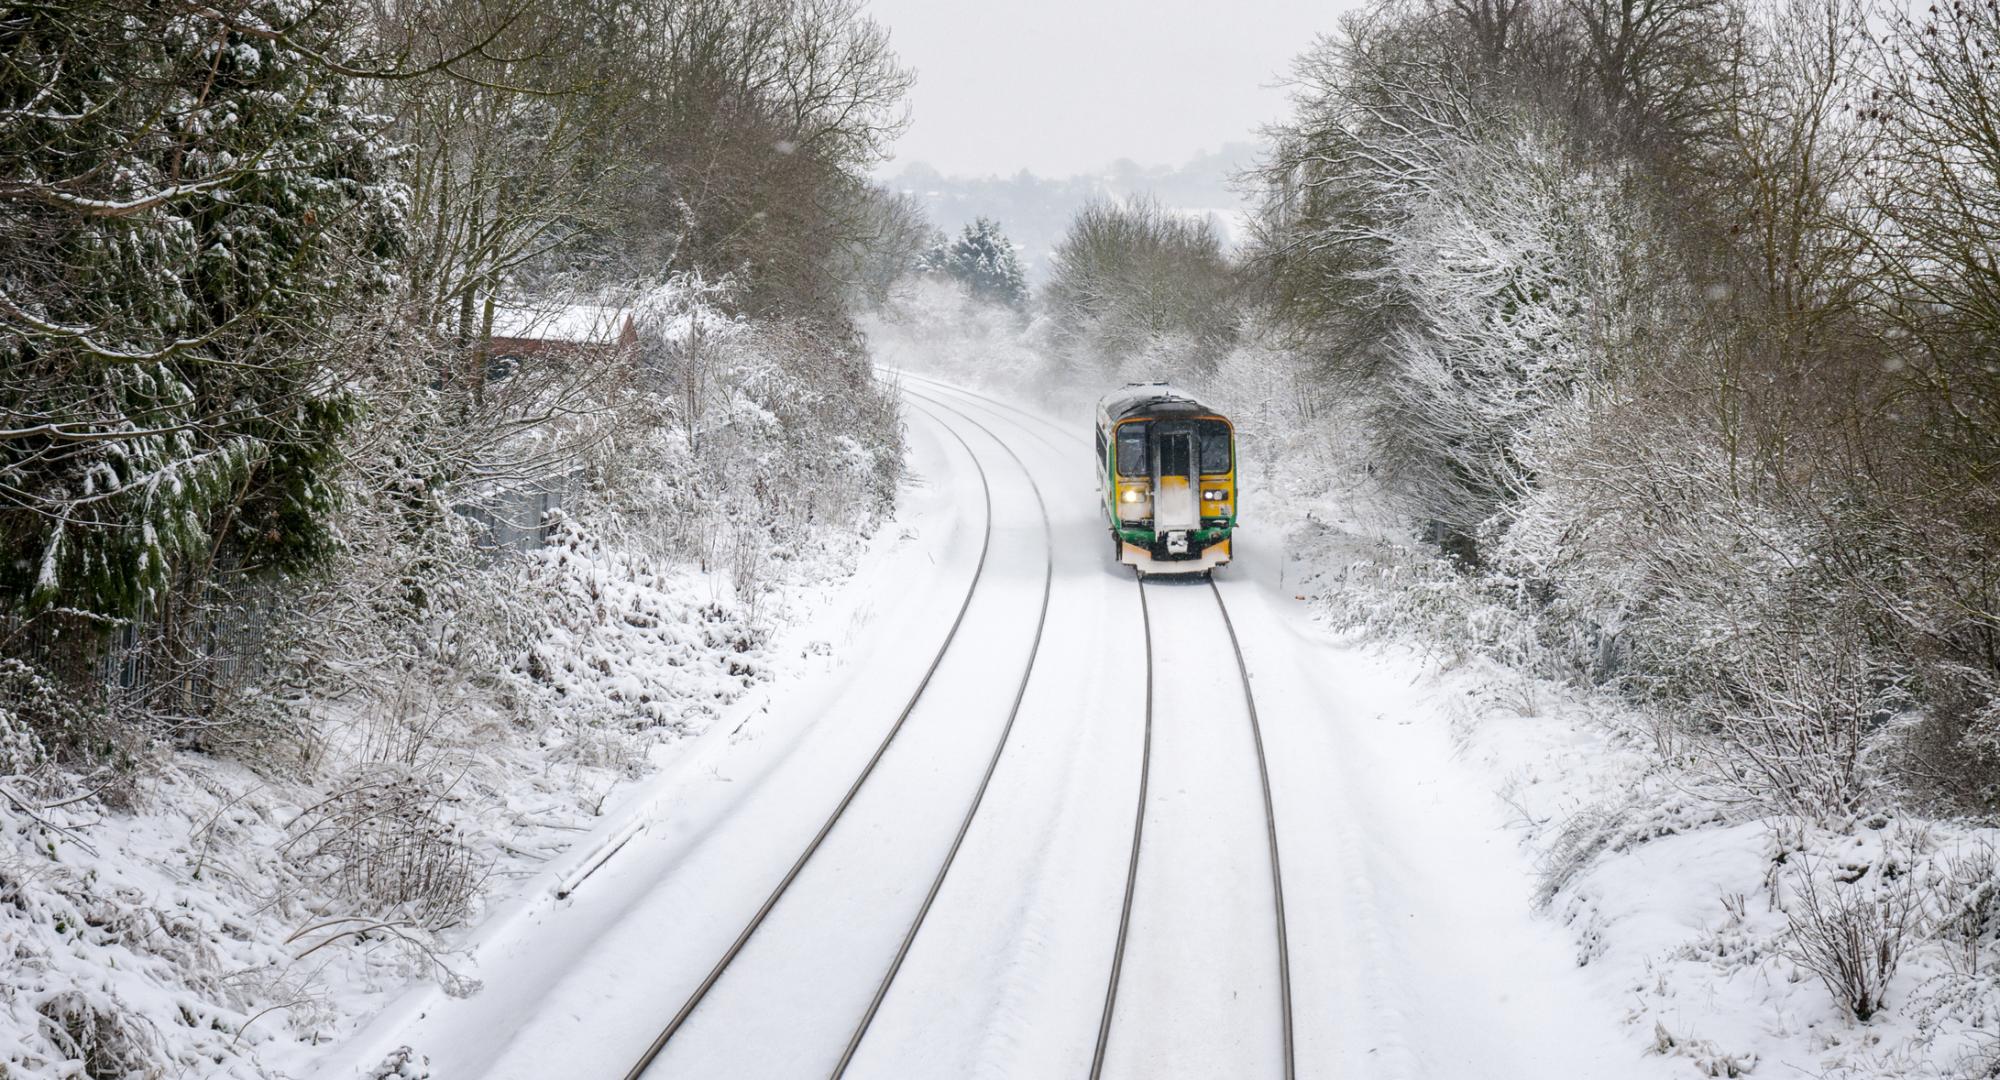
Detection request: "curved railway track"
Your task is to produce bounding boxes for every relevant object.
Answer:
[1089,573,1154,1077]
[829,393,1054,1077]
[900,374,1294,1080]
[623,399,1053,1080]
[628,375,1292,1078]
[888,369,1079,451]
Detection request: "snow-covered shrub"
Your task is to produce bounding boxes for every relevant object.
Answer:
[370,1046,433,1080]
[35,989,162,1080]
[0,658,64,775]
[1925,840,2000,979]
[283,763,481,931]
[0,771,284,1078]
[516,515,771,739]
[1534,803,1628,909]
[597,276,901,594]
[1782,834,1929,1021]
[1489,399,1921,821]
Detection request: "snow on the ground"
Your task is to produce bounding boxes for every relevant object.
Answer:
[14,361,1994,1078]
[1,498,883,1077]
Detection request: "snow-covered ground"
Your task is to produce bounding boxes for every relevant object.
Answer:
[296,376,1687,1078]
[18,367,1984,1079]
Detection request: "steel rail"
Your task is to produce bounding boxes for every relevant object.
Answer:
[828,389,1056,1077]
[1089,581,1295,1080]
[1209,578,1297,1080]
[621,404,998,1080]
[1087,569,1153,1080]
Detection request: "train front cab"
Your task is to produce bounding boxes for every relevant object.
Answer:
[1099,400,1235,576]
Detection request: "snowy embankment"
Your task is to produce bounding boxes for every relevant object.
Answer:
[1265,451,2000,1078]
[0,511,883,1078]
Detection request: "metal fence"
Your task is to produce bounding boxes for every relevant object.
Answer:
[457,470,580,553]
[1,595,248,733]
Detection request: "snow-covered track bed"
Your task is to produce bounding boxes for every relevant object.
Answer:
[626,396,1057,1079]
[1090,576,1294,1079]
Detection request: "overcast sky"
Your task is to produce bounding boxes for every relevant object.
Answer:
[863,0,1352,179]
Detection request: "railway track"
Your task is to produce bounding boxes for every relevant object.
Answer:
[628,375,1291,1078]
[829,393,1054,1077]
[1088,575,1294,1080]
[1090,569,1154,1077]
[622,399,1053,1080]
[901,373,1294,1080]
[887,369,1079,452]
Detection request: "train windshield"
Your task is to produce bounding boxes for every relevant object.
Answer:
[1160,432,1193,476]
[1198,420,1232,474]
[1116,423,1148,477]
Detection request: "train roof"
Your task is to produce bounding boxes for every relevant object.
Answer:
[1096,383,1220,425]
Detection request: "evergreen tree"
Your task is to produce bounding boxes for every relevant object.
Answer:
[0,2,404,620]
[921,217,1028,308]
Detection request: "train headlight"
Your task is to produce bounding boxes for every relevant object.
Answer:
[1120,488,1147,504]
[1201,488,1229,501]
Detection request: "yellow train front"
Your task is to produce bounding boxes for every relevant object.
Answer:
[1095,384,1236,576]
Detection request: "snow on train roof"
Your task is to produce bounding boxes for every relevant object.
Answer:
[1097,382,1217,423]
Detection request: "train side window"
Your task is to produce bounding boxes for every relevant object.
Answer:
[1115,423,1148,477]
[1198,421,1233,474]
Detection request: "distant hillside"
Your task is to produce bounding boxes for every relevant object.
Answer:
[886,142,1263,284]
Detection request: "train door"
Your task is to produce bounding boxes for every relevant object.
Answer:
[1154,428,1199,550]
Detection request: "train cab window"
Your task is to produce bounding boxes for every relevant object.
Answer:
[1115,423,1148,477]
[1160,432,1193,477]
[1198,420,1233,474]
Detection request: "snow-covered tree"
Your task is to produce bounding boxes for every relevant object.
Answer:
[0,1,403,620]
[921,217,1029,308]
[1044,197,1238,378]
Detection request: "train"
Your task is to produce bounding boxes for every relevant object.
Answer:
[1095,384,1236,576]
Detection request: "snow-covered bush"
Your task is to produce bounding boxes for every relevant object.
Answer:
[1490,400,1905,820]
[0,659,67,776]
[1927,839,2000,977]
[599,276,901,590]
[1782,832,1929,1021]
[284,765,483,931]
[34,989,162,1080]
